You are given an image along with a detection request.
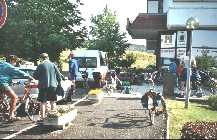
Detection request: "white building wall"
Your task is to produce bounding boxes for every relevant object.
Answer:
[165,0,217,29]
[167,8,217,29]
[165,0,217,9]
[157,0,217,66]
[161,30,217,59]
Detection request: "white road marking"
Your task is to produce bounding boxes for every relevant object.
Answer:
[2,95,88,139]
[2,124,37,139]
[71,95,88,107]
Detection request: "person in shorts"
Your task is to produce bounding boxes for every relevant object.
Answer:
[33,53,62,121]
[0,55,32,121]
[67,52,78,101]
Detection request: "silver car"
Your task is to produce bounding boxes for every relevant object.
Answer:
[11,65,72,101]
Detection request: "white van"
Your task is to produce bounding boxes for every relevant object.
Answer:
[72,50,109,84]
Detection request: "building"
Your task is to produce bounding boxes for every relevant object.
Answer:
[127,0,217,68]
[127,44,147,52]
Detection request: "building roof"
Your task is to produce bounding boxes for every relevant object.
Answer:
[127,13,167,39]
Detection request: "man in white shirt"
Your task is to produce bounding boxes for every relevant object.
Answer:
[180,53,196,69]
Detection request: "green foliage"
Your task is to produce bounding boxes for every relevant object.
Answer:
[167,99,217,139]
[209,68,217,79]
[88,6,129,68]
[196,55,217,71]
[0,55,6,61]
[118,53,136,68]
[0,0,87,63]
[208,95,217,110]
[59,49,71,71]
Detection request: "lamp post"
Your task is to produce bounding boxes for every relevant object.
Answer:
[185,17,199,109]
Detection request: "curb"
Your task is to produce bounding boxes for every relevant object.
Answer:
[163,102,169,139]
[175,97,208,104]
[166,111,169,139]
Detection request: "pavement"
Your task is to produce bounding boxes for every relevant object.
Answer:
[0,82,211,139]
[13,97,167,139]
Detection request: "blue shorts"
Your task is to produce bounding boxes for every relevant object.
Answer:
[69,76,76,80]
[68,75,76,80]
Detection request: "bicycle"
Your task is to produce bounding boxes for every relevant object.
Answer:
[141,89,166,125]
[0,81,40,122]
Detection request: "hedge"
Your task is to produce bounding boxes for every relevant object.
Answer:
[208,95,217,110]
[181,121,217,139]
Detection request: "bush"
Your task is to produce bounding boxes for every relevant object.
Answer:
[181,121,217,139]
[208,95,217,110]
[144,64,156,73]
[209,68,217,79]
[196,55,217,71]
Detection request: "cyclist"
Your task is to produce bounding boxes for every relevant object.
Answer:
[0,55,32,122]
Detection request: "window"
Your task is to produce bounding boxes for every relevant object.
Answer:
[75,57,97,68]
[179,35,185,42]
[99,53,106,66]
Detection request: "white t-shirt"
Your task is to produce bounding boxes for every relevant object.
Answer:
[180,55,196,68]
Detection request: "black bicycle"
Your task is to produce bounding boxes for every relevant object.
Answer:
[0,81,40,122]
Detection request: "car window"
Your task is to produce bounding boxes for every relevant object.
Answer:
[75,57,97,68]
[12,75,29,79]
[20,69,35,77]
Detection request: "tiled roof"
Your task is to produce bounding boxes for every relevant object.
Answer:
[130,13,167,29]
[126,13,167,39]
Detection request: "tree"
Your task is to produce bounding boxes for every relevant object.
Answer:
[118,53,136,69]
[89,6,129,68]
[0,0,87,63]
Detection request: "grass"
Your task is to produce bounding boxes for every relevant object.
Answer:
[166,99,217,139]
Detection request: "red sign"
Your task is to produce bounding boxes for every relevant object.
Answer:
[0,0,7,29]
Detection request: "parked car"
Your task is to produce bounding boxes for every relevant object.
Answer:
[11,65,72,101]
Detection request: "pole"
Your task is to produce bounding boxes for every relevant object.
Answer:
[185,30,192,109]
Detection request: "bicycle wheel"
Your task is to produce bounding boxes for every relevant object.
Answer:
[25,97,40,122]
[0,102,9,121]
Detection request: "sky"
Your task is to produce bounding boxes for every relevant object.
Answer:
[77,0,147,45]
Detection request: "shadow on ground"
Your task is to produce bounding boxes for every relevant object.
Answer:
[116,98,140,100]
[101,112,153,129]
[21,125,59,135]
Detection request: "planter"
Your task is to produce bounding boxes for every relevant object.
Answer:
[88,89,104,102]
[88,93,103,102]
[43,108,77,129]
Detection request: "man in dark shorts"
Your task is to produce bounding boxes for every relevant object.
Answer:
[33,53,62,120]
[0,55,32,121]
[67,52,78,101]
